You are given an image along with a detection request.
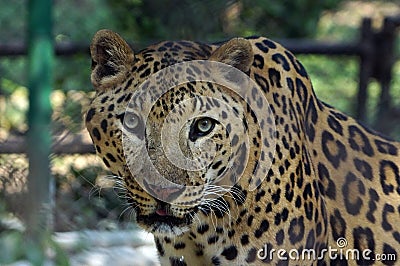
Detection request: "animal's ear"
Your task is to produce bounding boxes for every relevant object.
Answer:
[90,29,134,90]
[209,38,253,73]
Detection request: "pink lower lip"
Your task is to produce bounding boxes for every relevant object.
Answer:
[156,209,168,216]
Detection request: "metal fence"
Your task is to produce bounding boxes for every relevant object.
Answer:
[1,16,400,155]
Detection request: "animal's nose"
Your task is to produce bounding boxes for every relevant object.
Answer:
[143,180,185,203]
[147,146,190,185]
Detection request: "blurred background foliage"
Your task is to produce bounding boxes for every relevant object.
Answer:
[0,0,400,237]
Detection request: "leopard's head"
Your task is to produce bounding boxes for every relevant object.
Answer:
[86,30,274,236]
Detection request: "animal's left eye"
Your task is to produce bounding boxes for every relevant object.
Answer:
[189,117,216,141]
[197,118,214,133]
[125,112,140,130]
[121,112,145,139]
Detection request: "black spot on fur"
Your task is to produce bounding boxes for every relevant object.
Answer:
[215,227,223,234]
[169,257,187,266]
[228,229,235,238]
[255,42,269,53]
[208,235,219,244]
[285,183,294,202]
[197,224,209,234]
[174,242,186,250]
[393,232,400,244]
[254,73,270,93]
[245,248,257,263]
[272,188,281,204]
[286,77,295,95]
[295,196,301,208]
[241,234,250,245]
[247,215,254,227]
[375,139,398,155]
[262,39,277,48]
[382,244,397,265]
[255,190,265,201]
[276,229,284,245]
[272,53,290,71]
[296,78,308,109]
[265,203,273,213]
[366,188,379,223]
[116,94,125,103]
[305,98,318,142]
[321,130,347,169]
[285,51,308,77]
[382,203,395,231]
[304,201,314,221]
[102,157,110,168]
[288,216,305,245]
[330,110,348,121]
[221,245,238,260]
[281,208,289,222]
[353,227,375,265]
[303,183,313,200]
[92,128,101,141]
[268,68,282,88]
[253,54,264,69]
[379,160,400,195]
[86,108,95,122]
[327,115,343,134]
[330,209,346,241]
[348,125,374,157]
[342,172,365,215]
[211,256,221,266]
[354,158,373,180]
[155,238,164,256]
[95,145,101,154]
[106,153,117,163]
[255,220,269,238]
[305,229,316,249]
[317,163,336,199]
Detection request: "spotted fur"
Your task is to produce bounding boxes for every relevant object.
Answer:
[86,29,400,265]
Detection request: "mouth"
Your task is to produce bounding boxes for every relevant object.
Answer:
[136,203,196,235]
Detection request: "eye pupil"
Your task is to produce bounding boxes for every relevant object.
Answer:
[122,112,144,139]
[198,118,211,132]
[189,117,216,142]
[125,112,140,130]
[129,117,137,127]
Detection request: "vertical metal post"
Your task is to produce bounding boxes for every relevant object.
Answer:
[356,18,373,122]
[26,0,54,239]
[375,17,396,134]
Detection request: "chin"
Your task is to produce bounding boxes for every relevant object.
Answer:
[136,212,193,237]
[147,222,190,236]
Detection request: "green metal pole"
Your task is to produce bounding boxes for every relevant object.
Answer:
[26,0,53,240]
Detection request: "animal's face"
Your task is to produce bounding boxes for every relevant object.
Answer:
[121,83,248,235]
[86,30,272,235]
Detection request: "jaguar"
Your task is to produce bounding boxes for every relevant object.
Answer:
[85,29,400,265]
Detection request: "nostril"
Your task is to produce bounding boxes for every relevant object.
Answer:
[143,180,185,202]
